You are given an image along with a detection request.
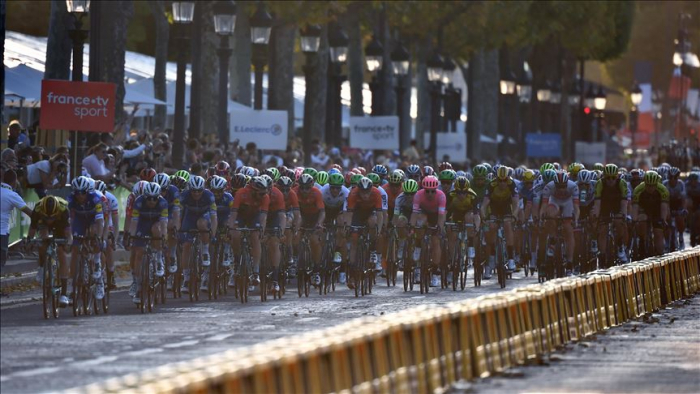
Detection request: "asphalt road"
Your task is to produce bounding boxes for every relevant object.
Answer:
[1,268,539,393]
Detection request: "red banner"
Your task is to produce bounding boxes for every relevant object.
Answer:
[40,80,116,132]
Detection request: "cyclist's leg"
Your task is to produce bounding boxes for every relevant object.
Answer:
[89,223,103,278]
[196,217,212,264]
[37,228,49,272]
[652,218,665,255]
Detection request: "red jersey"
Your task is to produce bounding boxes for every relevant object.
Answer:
[347,188,382,212]
[125,193,136,217]
[382,183,402,212]
[277,186,300,211]
[296,187,325,215]
[268,187,286,213]
[233,185,270,216]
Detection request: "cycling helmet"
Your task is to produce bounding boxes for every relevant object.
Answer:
[206,166,217,179]
[422,175,439,190]
[603,164,618,178]
[316,171,329,186]
[593,170,602,180]
[170,175,187,191]
[473,164,489,178]
[669,167,681,177]
[350,173,364,186]
[539,163,555,173]
[403,179,419,194]
[132,180,149,196]
[455,170,466,178]
[454,176,470,191]
[284,168,296,180]
[552,162,561,171]
[367,173,381,186]
[215,161,231,176]
[438,169,457,181]
[299,173,315,188]
[481,163,493,174]
[38,196,61,217]
[554,171,569,185]
[389,171,404,184]
[189,176,205,191]
[328,168,341,176]
[593,163,604,171]
[303,168,318,179]
[357,177,373,191]
[140,167,157,182]
[630,169,644,179]
[210,175,228,191]
[542,169,557,184]
[496,166,509,180]
[329,173,344,187]
[578,170,593,184]
[230,174,247,190]
[71,176,90,192]
[356,167,367,176]
[278,176,294,189]
[507,167,515,178]
[332,163,343,172]
[250,176,268,191]
[154,173,171,189]
[522,170,536,182]
[423,166,435,177]
[264,167,281,181]
[438,162,453,172]
[514,167,525,180]
[86,178,96,192]
[568,162,584,175]
[371,164,388,176]
[688,172,700,182]
[406,164,421,177]
[260,174,274,190]
[294,167,304,181]
[174,170,190,182]
[94,180,107,193]
[644,170,660,186]
[492,164,502,175]
[144,182,161,197]
[465,172,473,182]
[394,169,406,179]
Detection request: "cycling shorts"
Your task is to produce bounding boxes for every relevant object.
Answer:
[179,213,211,242]
[547,198,575,219]
[133,219,160,247]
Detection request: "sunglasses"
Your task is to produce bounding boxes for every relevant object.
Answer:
[425,190,436,194]
[300,185,313,191]
[191,189,204,193]
[76,190,88,195]
[456,191,468,195]
[146,196,159,202]
[330,186,342,191]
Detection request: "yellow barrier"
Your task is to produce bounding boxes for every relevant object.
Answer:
[76,248,700,394]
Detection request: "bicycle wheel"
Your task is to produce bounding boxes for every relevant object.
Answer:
[450,242,459,291]
[297,242,306,298]
[496,240,506,289]
[386,234,396,288]
[102,272,111,314]
[140,255,148,313]
[420,237,430,295]
[72,271,81,317]
[50,261,60,319]
[459,241,467,290]
[403,240,411,292]
[237,254,248,303]
[474,235,483,287]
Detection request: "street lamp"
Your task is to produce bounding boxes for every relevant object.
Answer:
[536,81,552,103]
[391,42,410,151]
[568,79,581,106]
[213,1,236,146]
[516,62,532,103]
[66,0,90,178]
[250,5,272,110]
[549,80,561,104]
[500,70,516,96]
[584,84,596,109]
[301,24,321,166]
[594,85,607,142]
[365,36,384,115]
[630,82,643,150]
[427,51,444,163]
[326,25,349,147]
[171,1,195,169]
[516,62,532,159]
[536,80,552,133]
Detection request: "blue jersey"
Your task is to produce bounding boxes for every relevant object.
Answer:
[517,182,536,203]
[180,189,217,219]
[68,191,104,223]
[162,185,181,215]
[132,195,169,222]
[215,192,235,225]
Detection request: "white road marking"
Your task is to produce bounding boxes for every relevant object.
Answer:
[205,333,233,342]
[71,355,119,367]
[122,348,163,357]
[3,366,62,380]
[297,317,320,322]
[162,340,200,348]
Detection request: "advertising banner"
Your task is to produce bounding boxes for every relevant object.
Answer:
[423,132,468,163]
[575,142,607,165]
[525,133,561,158]
[349,116,400,150]
[40,80,116,132]
[230,109,288,150]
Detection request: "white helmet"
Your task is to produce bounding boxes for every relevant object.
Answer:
[189,175,205,190]
[71,176,91,192]
[153,173,170,189]
[94,180,107,193]
[132,180,150,196]
[144,182,161,197]
[210,175,227,191]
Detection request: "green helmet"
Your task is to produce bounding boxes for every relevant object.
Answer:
[303,168,318,179]
[603,164,618,178]
[389,171,404,184]
[644,170,660,186]
[175,170,190,182]
[350,173,363,185]
[593,162,604,171]
[539,163,555,174]
[438,169,457,181]
[481,163,493,174]
[473,164,489,178]
[367,173,381,186]
[316,171,329,186]
[267,167,280,181]
[329,173,344,186]
[403,179,419,193]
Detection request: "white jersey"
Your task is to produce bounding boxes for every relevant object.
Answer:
[542,180,579,202]
[320,184,349,210]
[104,191,118,228]
[377,186,389,211]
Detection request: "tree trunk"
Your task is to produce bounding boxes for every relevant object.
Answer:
[148,1,169,131]
[379,10,395,116]
[415,37,432,152]
[341,10,364,117]
[188,2,204,140]
[199,2,219,140]
[268,23,296,139]
[98,0,134,126]
[310,25,329,144]
[229,1,251,106]
[469,48,499,162]
[44,0,72,80]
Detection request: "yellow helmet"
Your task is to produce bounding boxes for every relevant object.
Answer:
[36,196,65,217]
[522,170,536,182]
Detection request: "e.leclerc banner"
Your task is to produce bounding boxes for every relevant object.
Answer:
[230,109,288,150]
[349,116,399,150]
[525,133,561,158]
[40,80,116,132]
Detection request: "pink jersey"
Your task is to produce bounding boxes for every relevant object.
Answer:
[412,189,447,214]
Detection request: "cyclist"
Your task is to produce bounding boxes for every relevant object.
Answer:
[438,169,456,194]
[320,172,349,266]
[346,177,383,289]
[568,162,585,182]
[67,176,105,300]
[540,171,579,276]
[445,176,480,265]
[575,170,597,265]
[631,171,669,256]
[94,180,119,289]
[27,196,72,307]
[382,170,404,224]
[262,174,286,294]
[392,179,418,258]
[125,180,149,296]
[126,182,168,304]
[179,176,218,293]
[228,176,269,287]
[153,173,181,285]
[406,164,422,184]
[663,167,686,249]
[367,173,389,271]
[470,164,490,203]
[409,175,447,287]
[276,176,300,283]
[294,174,325,285]
[207,175,235,291]
[592,164,630,266]
[480,167,519,279]
[516,169,538,272]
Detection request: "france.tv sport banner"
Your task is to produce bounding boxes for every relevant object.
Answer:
[40,80,116,132]
[349,116,399,150]
[230,109,288,150]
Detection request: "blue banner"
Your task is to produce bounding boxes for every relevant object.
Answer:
[526,133,561,158]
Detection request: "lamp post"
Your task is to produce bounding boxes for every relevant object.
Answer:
[500,66,516,157]
[568,78,580,148]
[630,82,643,151]
[442,57,458,132]
[300,24,321,166]
[594,85,607,142]
[391,42,410,151]
[516,63,532,159]
[171,1,195,169]
[66,0,90,178]
[537,80,552,133]
[584,84,596,142]
[213,1,236,146]
[427,51,444,163]
[250,5,272,110]
[326,25,349,148]
[365,36,384,116]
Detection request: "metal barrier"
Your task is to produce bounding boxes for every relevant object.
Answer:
[77,248,700,394]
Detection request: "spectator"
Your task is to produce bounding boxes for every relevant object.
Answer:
[6,120,30,150]
[0,170,32,269]
[310,140,330,169]
[402,139,421,162]
[25,155,69,198]
[82,142,115,181]
[1,148,18,174]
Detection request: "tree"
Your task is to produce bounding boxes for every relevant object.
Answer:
[147,1,169,131]
[44,0,72,81]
